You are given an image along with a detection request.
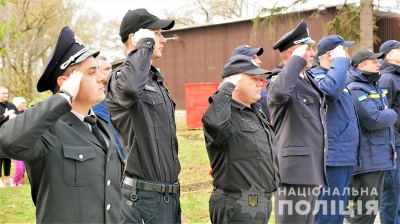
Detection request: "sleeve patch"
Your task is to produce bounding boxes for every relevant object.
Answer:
[358,94,368,101]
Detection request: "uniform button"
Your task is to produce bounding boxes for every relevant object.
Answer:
[107,180,111,186]
[106,204,111,210]
[107,158,110,161]
[324,148,327,152]
[146,41,151,45]
[303,99,306,103]
[79,154,83,160]
[324,134,327,138]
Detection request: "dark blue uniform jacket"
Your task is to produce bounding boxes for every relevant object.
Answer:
[346,68,397,175]
[307,57,359,166]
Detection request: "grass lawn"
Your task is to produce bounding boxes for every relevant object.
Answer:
[0,117,275,223]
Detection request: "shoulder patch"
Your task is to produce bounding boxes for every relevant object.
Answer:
[144,85,157,92]
[270,74,279,82]
[358,94,368,102]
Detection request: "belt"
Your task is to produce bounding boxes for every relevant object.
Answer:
[123,176,180,194]
[214,187,273,200]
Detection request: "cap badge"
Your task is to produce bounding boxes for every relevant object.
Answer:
[74,35,84,46]
[251,58,258,67]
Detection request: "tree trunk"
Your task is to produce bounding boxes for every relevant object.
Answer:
[359,0,374,50]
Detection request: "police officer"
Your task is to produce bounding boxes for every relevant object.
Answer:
[345,49,397,224]
[377,40,400,223]
[0,27,123,223]
[267,19,328,223]
[231,45,271,122]
[203,55,280,223]
[308,35,360,224]
[106,9,181,223]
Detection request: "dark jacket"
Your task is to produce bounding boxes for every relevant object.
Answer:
[379,61,400,147]
[307,58,359,166]
[0,101,18,158]
[0,94,123,223]
[106,38,180,184]
[202,82,280,192]
[0,101,18,127]
[267,56,328,186]
[346,68,397,175]
[258,88,271,123]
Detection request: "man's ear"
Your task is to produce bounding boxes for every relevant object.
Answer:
[56,75,68,88]
[326,52,332,61]
[286,49,293,57]
[128,33,135,45]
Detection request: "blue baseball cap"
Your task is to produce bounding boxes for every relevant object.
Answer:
[317,35,354,56]
[231,45,263,57]
[379,40,400,58]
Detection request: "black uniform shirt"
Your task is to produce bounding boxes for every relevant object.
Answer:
[106,38,180,183]
[202,82,280,193]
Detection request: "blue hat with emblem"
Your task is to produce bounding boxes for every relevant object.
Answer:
[272,19,315,52]
[37,27,100,92]
[379,40,400,59]
[232,45,264,57]
[222,55,271,79]
[317,35,354,56]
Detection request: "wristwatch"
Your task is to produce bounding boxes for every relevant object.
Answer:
[58,89,73,104]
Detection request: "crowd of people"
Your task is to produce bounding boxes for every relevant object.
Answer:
[0,7,399,224]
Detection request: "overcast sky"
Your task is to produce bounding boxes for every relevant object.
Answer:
[82,0,188,21]
[82,0,400,24]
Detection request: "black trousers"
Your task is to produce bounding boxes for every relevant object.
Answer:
[120,183,181,224]
[0,158,11,177]
[209,189,272,224]
[274,184,319,224]
[346,171,385,224]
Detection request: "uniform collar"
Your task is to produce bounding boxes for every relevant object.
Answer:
[71,108,96,123]
[231,99,259,111]
[149,65,164,82]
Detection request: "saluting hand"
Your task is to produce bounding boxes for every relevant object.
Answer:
[224,74,243,86]
[330,45,346,59]
[292,44,308,58]
[60,70,83,100]
[132,28,155,46]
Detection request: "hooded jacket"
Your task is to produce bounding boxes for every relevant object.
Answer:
[346,68,397,175]
[379,61,400,147]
